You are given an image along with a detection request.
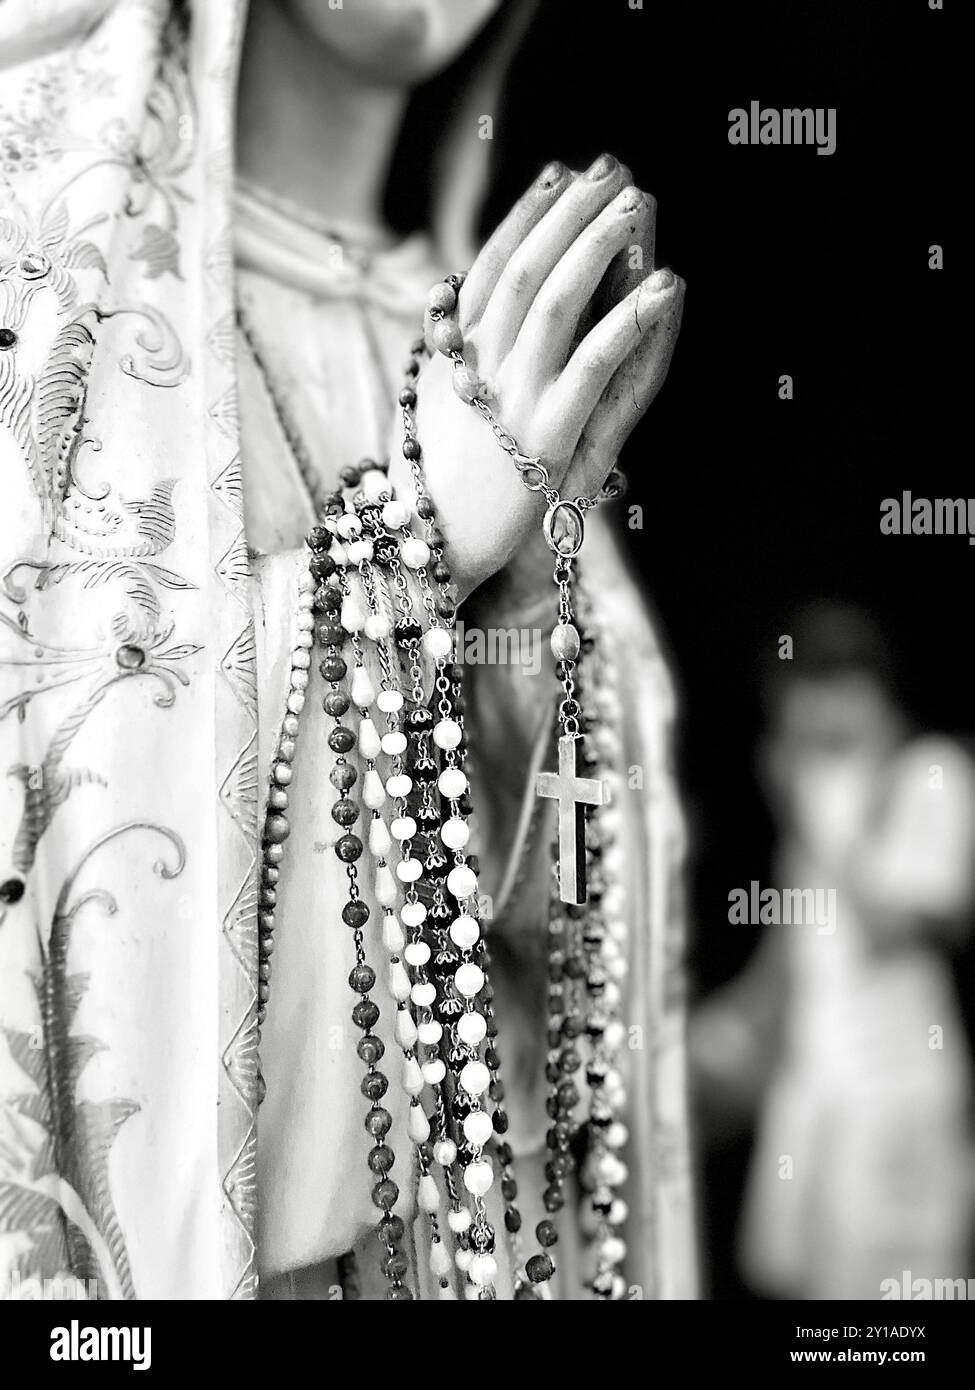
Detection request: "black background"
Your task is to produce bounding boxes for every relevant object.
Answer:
[481,0,963,1297]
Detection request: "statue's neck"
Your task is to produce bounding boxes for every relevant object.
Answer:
[236,2,408,241]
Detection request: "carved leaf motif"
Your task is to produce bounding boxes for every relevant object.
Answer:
[62,240,108,279]
[129,225,182,281]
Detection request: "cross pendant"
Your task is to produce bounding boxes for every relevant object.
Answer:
[536,734,609,905]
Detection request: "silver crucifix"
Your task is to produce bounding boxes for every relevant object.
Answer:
[536,734,609,905]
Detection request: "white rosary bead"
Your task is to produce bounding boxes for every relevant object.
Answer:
[285,690,304,715]
[433,1138,457,1167]
[411,981,436,1008]
[407,1103,429,1142]
[382,913,406,953]
[469,1253,498,1288]
[391,815,417,841]
[396,856,422,883]
[296,608,315,631]
[400,537,430,569]
[456,1011,486,1047]
[361,468,390,499]
[375,865,397,907]
[418,1174,440,1214]
[298,570,316,593]
[404,940,430,967]
[454,1247,474,1273]
[336,514,362,539]
[449,915,479,950]
[329,540,349,567]
[459,1060,490,1096]
[340,592,366,632]
[446,864,477,900]
[368,816,392,857]
[610,1198,629,1225]
[422,627,453,660]
[432,718,461,750]
[430,1240,453,1278]
[377,689,404,713]
[418,1019,442,1045]
[438,767,467,798]
[351,667,376,707]
[400,900,426,928]
[295,629,314,649]
[381,499,410,530]
[402,1056,424,1096]
[364,613,391,640]
[599,1236,627,1268]
[386,772,413,799]
[291,647,311,671]
[381,730,407,756]
[607,1121,629,1150]
[388,960,411,1002]
[358,718,381,759]
[454,962,484,998]
[447,1208,472,1234]
[463,1160,494,1197]
[422,1058,446,1085]
[346,538,374,564]
[290,670,308,692]
[396,1008,418,1050]
[363,770,387,812]
[462,1111,493,1147]
[440,817,469,849]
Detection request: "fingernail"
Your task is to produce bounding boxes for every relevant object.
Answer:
[585,153,617,181]
[648,267,675,291]
[537,160,567,189]
[617,185,647,214]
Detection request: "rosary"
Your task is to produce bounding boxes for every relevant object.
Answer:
[242,272,631,1300]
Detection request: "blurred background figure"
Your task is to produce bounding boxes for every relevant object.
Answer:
[693,602,975,1299]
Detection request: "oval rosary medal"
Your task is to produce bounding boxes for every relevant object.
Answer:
[542,499,585,558]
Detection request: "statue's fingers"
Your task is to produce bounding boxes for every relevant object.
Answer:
[459,161,572,327]
[508,186,654,388]
[544,269,683,449]
[474,153,631,366]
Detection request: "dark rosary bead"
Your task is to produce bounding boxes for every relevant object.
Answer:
[562,1015,585,1039]
[406,705,433,729]
[457,793,474,816]
[556,1082,579,1111]
[323,690,350,717]
[387,1285,413,1301]
[427,527,446,550]
[322,490,345,513]
[435,596,456,619]
[317,619,346,647]
[342,899,370,928]
[564,955,586,981]
[339,464,362,487]
[382,1250,410,1279]
[496,1143,513,1167]
[485,1014,498,1038]
[357,1034,385,1064]
[320,656,347,683]
[536,1219,559,1248]
[310,553,336,580]
[330,763,357,791]
[560,1048,581,1074]
[546,1153,574,1180]
[543,1185,565,1213]
[365,1106,392,1138]
[361,1071,389,1102]
[547,1026,563,1050]
[372,535,397,564]
[398,387,417,407]
[526,1253,555,1284]
[328,726,356,754]
[307,525,331,551]
[315,584,341,611]
[332,799,359,826]
[415,494,435,520]
[501,1176,518,1202]
[349,964,376,994]
[504,1208,522,1234]
[394,617,422,644]
[258,982,271,1003]
[485,1046,500,1070]
[466,854,480,876]
[545,1061,561,1085]
[402,438,421,460]
[372,1178,399,1210]
[547,1122,572,1151]
[368,1143,395,1174]
[493,1108,509,1135]
[379,1213,405,1243]
[352,1000,380,1030]
[335,833,363,863]
[488,1079,505,1103]
[432,561,451,584]
[412,757,437,783]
